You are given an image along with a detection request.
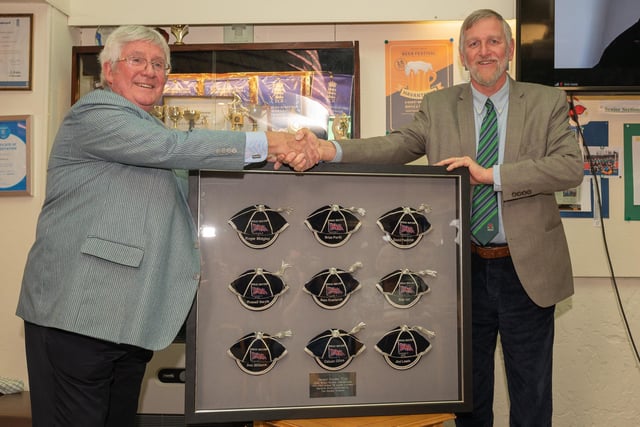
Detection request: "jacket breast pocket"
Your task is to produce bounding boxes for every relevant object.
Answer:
[81,236,144,268]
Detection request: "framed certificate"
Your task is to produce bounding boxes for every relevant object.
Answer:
[0,14,33,90]
[0,115,32,196]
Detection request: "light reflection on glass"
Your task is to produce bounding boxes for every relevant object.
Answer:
[201,226,217,238]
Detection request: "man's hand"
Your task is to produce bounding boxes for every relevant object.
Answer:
[435,156,494,185]
[283,129,337,165]
[266,128,321,171]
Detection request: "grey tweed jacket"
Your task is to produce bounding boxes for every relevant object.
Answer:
[17,89,247,350]
[339,78,584,307]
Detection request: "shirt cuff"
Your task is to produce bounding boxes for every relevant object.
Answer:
[493,164,502,191]
[329,140,343,163]
[245,132,268,163]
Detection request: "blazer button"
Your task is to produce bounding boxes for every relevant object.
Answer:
[193,273,201,281]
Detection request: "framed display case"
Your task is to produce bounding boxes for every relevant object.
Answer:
[185,163,472,424]
[71,41,360,138]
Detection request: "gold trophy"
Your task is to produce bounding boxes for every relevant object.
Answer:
[167,106,183,128]
[170,25,189,45]
[150,105,165,121]
[247,76,260,131]
[183,109,201,131]
[225,93,249,131]
[332,113,351,140]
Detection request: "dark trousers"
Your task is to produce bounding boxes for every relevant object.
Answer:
[24,322,153,427]
[456,254,555,427]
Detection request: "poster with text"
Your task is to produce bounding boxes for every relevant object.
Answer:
[385,40,453,132]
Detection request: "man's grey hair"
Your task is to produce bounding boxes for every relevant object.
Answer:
[458,9,513,55]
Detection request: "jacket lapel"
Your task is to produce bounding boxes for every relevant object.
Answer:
[504,81,525,163]
[457,85,477,158]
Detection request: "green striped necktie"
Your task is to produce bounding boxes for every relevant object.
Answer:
[471,98,499,245]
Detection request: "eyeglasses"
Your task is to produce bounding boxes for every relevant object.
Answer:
[116,56,171,74]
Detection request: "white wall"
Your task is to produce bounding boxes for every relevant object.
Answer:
[1,1,42,386]
[1,1,640,426]
[65,0,514,26]
[493,277,640,426]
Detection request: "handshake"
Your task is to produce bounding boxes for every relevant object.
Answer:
[266,128,337,172]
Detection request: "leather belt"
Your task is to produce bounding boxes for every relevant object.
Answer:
[471,242,510,259]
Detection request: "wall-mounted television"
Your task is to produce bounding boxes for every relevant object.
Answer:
[516,0,640,93]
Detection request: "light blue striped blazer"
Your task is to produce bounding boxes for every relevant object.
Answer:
[17,89,247,350]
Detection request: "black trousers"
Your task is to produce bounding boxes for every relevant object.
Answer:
[455,255,555,427]
[24,322,153,427]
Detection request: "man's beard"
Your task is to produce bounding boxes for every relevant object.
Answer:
[468,58,509,87]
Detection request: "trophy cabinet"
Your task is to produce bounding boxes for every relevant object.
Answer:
[71,42,360,139]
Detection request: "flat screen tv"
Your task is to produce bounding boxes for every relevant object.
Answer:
[516,0,640,93]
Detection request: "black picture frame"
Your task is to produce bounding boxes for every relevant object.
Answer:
[185,163,471,425]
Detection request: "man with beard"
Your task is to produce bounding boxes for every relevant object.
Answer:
[300,9,583,426]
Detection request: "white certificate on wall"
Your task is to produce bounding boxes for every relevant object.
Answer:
[0,14,33,90]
